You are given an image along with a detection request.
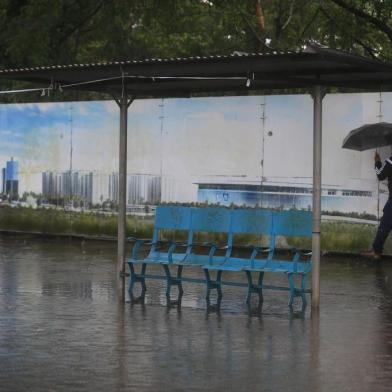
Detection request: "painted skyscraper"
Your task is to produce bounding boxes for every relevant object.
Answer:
[127,174,162,205]
[2,157,19,199]
[42,170,110,205]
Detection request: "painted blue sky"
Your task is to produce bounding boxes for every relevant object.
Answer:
[0,101,119,191]
[0,93,389,199]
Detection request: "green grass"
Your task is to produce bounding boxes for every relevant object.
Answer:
[0,206,391,253]
[0,206,154,238]
[321,222,392,254]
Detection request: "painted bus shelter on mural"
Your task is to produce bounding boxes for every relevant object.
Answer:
[2,42,392,309]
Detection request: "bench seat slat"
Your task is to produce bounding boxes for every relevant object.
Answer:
[244,261,311,273]
[128,258,162,265]
[203,264,243,272]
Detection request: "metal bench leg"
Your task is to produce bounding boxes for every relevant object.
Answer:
[204,269,222,311]
[162,264,184,307]
[300,273,308,309]
[256,271,264,312]
[245,271,252,305]
[246,271,264,313]
[287,273,296,307]
[128,263,147,305]
[287,273,308,310]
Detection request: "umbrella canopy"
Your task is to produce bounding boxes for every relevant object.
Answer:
[342,122,392,151]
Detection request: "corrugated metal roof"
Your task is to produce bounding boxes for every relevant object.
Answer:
[0,49,305,74]
[0,44,391,97]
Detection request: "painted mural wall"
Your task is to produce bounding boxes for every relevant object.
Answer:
[0,92,390,218]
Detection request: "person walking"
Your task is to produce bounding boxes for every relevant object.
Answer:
[362,151,392,259]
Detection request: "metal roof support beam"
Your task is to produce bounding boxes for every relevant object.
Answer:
[311,85,325,310]
[116,94,134,302]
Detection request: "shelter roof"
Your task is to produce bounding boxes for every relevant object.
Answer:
[1,43,392,98]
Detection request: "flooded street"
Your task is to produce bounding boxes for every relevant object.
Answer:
[1,234,392,391]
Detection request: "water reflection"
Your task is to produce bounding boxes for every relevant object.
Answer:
[1,235,392,391]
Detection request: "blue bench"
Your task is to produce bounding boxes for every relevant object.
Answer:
[127,206,312,310]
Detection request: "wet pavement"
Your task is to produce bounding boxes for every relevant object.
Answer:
[1,234,392,391]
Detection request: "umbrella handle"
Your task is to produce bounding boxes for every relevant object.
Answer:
[377,181,380,222]
[376,148,380,222]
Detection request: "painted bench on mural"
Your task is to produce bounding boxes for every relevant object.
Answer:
[127,205,312,310]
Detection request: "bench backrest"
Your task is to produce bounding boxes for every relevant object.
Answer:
[155,205,192,230]
[191,207,233,248]
[153,206,312,251]
[153,206,193,243]
[191,207,232,233]
[231,209,273,235]
[272,210,312,237]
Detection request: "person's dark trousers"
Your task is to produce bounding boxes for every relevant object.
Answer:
[373,198,392,254]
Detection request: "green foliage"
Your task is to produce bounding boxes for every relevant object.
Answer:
[321,221,392,254]
[0,206,154,238]
[322,210,377,221]
[1,0,392,70]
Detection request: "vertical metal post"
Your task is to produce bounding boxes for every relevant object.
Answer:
[311,86,324,309]
[117,96,129,302]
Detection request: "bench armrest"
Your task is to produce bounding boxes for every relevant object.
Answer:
[299,249,312,257]
[302,263,312,274]
[166,241,190,263]
[290,248,312,273]
[127,236,157,245]
[129,238,164,260]
[251,246,270,252]
[191,241,219,248]
[248,246,271,268]
[249,246,270,259]
[291,248,312,259]
[190,241,230,251]
[166,241,230,264]
[168,241,189,247]
[167,241,220,251]
[130,239,145,260]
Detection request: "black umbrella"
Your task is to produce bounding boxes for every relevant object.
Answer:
[342,122,392,151]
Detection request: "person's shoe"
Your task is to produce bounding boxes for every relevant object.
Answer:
[360,250,381,260]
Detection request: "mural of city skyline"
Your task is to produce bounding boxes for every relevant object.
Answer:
[1,157,19,199]
[41,171,165,205]
[0,93,391,214]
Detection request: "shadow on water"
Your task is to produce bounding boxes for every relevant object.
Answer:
[1,235,392,391]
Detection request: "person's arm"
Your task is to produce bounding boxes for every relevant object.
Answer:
[375,152,392,180]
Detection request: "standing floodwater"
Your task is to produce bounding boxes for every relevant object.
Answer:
[1,234,392,391]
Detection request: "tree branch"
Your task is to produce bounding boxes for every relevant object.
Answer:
[213,1,269,50]
[320,6,378,59]
[282,0,296,30]
[234,5,267,49]
[57,1,105,46]
[329,0,392,42]
[255,0,265,33]
[297,6,320,43]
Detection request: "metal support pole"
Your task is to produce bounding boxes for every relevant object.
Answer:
[311,86,324,309]
[117,96,131,302]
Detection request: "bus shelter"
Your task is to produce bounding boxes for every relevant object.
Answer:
[2,42,392,309]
